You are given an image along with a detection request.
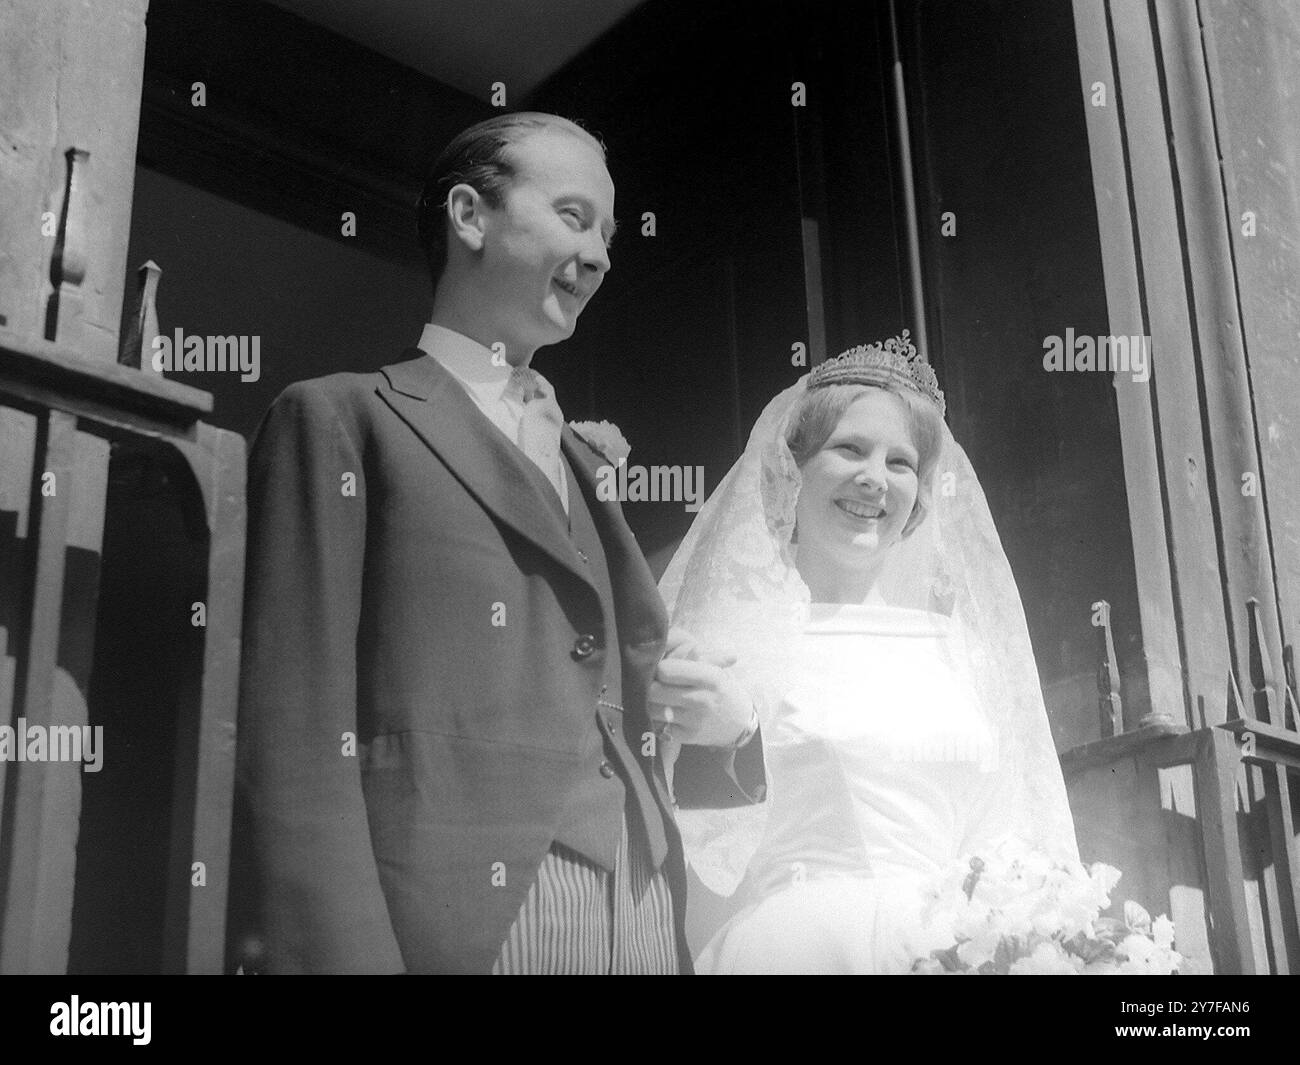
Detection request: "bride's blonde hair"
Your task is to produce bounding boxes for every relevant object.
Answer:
[784,382,945,535]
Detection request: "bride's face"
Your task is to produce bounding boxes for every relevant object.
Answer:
[793,389,920,596]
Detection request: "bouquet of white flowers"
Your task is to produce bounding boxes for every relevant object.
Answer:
[912,838,1183,974]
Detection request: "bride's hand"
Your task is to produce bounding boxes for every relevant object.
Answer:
[648,628,757,748]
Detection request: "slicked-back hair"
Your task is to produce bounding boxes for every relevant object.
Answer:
[416,112,607,291]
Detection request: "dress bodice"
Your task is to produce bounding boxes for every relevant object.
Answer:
[742,603,999,898]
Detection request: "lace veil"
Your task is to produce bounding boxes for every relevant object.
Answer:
[658,373,1080,897]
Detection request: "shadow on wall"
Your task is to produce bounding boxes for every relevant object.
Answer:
[122,167,435,442]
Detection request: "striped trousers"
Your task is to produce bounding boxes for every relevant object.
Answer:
[492,819,679,974]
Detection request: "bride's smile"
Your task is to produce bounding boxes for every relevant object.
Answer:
[792,388,922,602]
[833,496,886,520]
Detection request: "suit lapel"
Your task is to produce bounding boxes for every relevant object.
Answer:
[562,427,669,651]
[377,351,595,596]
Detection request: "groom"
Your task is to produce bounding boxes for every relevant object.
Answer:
[232,112,763,974]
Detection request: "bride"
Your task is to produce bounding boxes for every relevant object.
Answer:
[652,333,1079,974]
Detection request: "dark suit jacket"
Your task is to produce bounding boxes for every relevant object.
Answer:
[232,350,753,974]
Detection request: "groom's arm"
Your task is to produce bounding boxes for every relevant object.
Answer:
[671,729,767,809]
[235,380,405,973]
[649,643,767,809]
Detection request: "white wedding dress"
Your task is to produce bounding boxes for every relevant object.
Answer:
[658,370,1080,975]
[693,602,1005,974]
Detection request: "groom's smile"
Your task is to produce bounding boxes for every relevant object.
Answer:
[551,273,590,304]
[475,128,615,356]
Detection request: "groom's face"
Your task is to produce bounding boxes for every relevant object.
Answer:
[477,129,615,353]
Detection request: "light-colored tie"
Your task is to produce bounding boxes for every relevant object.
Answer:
[507,366,566,506]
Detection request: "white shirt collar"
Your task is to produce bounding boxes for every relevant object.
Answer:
[414,323,568,512]
[417,323,513,390]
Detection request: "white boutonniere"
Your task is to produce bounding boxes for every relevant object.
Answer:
[569,420,631,465]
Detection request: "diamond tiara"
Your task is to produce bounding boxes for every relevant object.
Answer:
[807,330,946,415]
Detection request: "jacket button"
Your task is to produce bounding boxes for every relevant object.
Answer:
[605,716,618,733]
[577,549,589,564]
[599,761,615,779]
[573,634,597,658]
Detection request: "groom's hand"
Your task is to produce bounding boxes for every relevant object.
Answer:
[648,628,756,748]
